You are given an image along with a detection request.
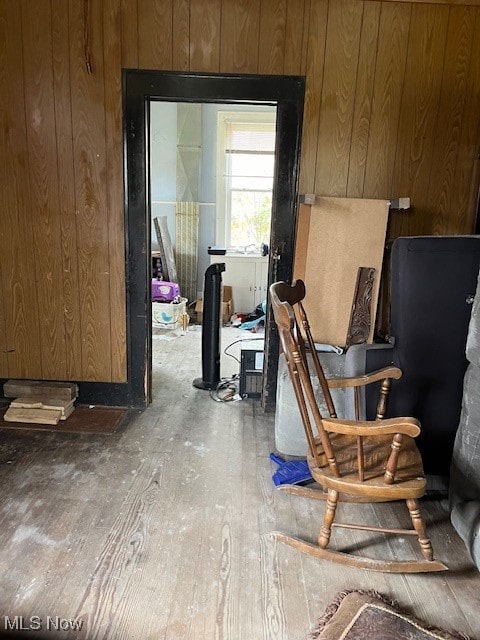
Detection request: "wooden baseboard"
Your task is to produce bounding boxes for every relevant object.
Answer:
[0,379,146,409]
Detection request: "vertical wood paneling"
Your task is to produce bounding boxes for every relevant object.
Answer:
[220,0,261,73]
[104,0,127,382]
[258,0,287,75]
[190,0,221,72]
[22,0,68,379]
[298,0,328,193]
[69,0,112,381]
[138,0,173,70]
[0,273,6,375]
[1,0,480,386]
[0,234,6,373]
[300,0,312,76]
[52,0,83,380]
[120,0,138,68]
[363,2,411,198]
[283,0,306,76]
[0,0,42,379]
[173,0,190,71]
[346,1,381,198]
[314,0,364,196]
[300,0,311,75]
[390,3,450,237]
[427,6,477,235]
[0,3,9,375]
[448,9,480,234]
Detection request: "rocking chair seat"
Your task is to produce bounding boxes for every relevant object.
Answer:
[307,431,426,501]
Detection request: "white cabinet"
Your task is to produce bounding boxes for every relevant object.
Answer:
[257,258,269,306]
[210,255,269,314]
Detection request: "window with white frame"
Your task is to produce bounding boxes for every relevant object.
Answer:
[216,110,276,251]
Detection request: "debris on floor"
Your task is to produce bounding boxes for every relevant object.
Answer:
[3,380,77,426]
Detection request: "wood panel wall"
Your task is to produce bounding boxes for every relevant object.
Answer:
[0,0,479,383]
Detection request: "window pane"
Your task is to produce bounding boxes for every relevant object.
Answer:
[231,176,273,190]
[230,190,272,248]
[228,152,274,178]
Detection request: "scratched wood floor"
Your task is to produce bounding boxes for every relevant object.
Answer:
[0,325,478,640]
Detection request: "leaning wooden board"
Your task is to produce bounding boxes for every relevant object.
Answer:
[153,216,178,284]
[294,198,389,346]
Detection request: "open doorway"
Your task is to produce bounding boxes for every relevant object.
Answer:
[150,101,276,400]
[124,70,305,409]
[149,101,277,380]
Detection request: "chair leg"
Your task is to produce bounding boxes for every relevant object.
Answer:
[318,489,338,548]
[406,498,434,561]
[270,492,447,572]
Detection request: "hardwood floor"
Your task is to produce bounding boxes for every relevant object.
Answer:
[0,325,478,639]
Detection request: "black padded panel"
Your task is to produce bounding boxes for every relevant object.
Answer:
[378,236,480,476]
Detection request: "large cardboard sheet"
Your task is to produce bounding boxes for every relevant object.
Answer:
[294,198,389,346]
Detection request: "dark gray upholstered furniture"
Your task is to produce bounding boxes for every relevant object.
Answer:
[363,236,480,477]
[450,269,480,570]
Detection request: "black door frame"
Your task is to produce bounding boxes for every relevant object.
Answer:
[123,70,305,409]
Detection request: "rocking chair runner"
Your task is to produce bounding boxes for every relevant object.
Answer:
[269,280,447,573]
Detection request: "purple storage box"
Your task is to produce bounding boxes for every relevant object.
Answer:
[151,280,180,302]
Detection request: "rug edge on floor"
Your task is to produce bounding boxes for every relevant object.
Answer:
[307,589,471,640]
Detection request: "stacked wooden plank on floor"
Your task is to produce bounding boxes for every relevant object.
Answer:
[3,380,78,426]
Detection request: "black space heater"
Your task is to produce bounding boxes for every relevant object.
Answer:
[193,262,225,390]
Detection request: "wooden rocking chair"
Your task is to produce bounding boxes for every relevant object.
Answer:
[269,280,447,573]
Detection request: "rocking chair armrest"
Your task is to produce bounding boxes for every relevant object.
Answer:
[322,416,421,438]
[326,366,402,389]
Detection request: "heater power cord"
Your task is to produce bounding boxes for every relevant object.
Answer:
[223,336,264,364]
[209,374,240,403]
